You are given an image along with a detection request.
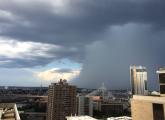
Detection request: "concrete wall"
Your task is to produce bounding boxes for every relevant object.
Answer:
[131,95,165,120]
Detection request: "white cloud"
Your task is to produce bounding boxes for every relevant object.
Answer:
[0,37,61,60]
[0,10,14,20]
[0,36,81,67]
[35,68,80,81]
[4,0,70,15]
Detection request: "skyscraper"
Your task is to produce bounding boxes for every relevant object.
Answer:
[47,79,77,120]
[131,67,165,120]
[130,65,148,95]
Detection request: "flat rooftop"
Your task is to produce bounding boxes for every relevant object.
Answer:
[66,116,98,120]
[132,95,165,103]
[0,103,20,120]
[0,108,15,120]
[107,116,132,120]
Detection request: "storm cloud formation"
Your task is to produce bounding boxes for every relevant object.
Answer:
[0,0,165,89]
[75,24,165,90]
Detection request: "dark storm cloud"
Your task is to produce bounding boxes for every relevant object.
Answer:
[0,0,165,45]
[0,0,164,66]
[0,57,54,68]
[0,39,83,68]
[72,24,165,90]
[0,0,165,89]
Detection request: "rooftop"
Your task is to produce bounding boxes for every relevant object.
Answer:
[130,65,146,70]
[132,95,165,103]
[156,67,165,73]
[0,103,21,120]
[107,116,132,120]
[66,116,98,120]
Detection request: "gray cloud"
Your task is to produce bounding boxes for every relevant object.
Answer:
[54,68,76,73]
[0,0,165,89]
[72,24,165,90]
[1,0,165,45]
[0,0,164,65]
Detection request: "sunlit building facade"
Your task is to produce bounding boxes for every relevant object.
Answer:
[131,67,165,120]
[0,103,21,120]
[131,95,165,120]
[130,65,148,95]
[47,79,77,120]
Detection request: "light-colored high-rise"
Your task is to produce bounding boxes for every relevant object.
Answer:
[131,95,165,120]
[47,79,77,120]
[130,65,148,95]
[77,96,93,116]
[131,67,165,120]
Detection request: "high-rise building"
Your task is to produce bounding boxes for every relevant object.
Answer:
[157,67,165,96]
[131,67,165,120]
[77,96,93,116]
[131,95,165,120]
[47,79,77,120]
[130,65,148,95]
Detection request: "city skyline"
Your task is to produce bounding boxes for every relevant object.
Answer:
[0,0,165,90]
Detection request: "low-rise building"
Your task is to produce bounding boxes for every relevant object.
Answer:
[0,103,21,120]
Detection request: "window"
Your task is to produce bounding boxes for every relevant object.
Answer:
[160,85,165,94]
[144,80,148,90]
[153,103,164,120]
[159,73,165,83]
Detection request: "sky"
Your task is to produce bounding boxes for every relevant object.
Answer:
[0,0,165,90]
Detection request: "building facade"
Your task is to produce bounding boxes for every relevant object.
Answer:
[77,96,93,116]
[100,102,125,117]
[131,67,165,120]
[0,103,21,120]
[130,65,148,95]
[47,79,77,120]
[157,67,165,96]
[131,95,165,120]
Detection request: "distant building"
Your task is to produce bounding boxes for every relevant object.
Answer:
[0,103,21,120]
[77,96,93,116]
[100,102,125,116]
[86,83,114,101]
[20,112,46,120]
[157,67,165,96]
[47,79,77,120]
[92,96,101,111]
[0,86,5,89]
[130,65,148,95]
